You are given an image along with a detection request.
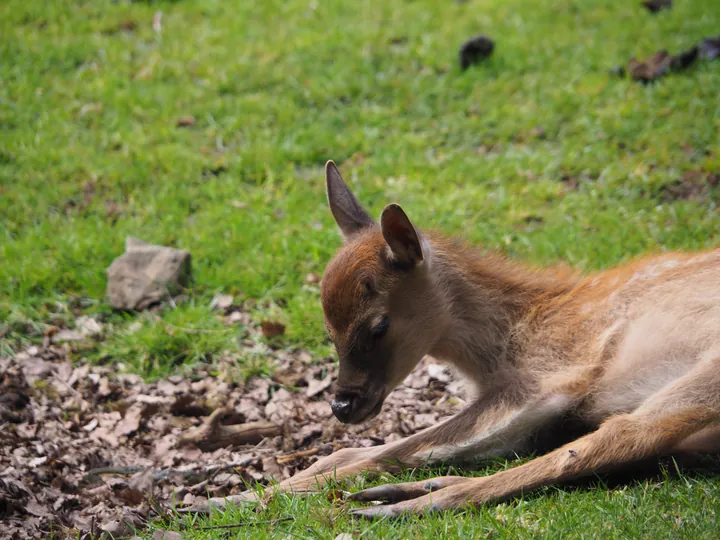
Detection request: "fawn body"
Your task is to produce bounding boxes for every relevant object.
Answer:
[275,161,720,517]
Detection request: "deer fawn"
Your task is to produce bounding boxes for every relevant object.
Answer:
[273,160,720,518]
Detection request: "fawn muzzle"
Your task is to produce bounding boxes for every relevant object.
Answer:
[331,387,386,424]
[330,393,356,423]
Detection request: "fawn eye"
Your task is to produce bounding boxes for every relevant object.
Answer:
[370,316,390,339]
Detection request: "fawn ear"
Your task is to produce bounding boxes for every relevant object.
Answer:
[380,203,424,266]
[326,160,375,240]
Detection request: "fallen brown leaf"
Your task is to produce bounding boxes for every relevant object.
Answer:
[261,321,286,338]
[0,313,466,536]
[176,115,196,128]
[116,487,144,506]
[114,404,144,438]
[623,34,720,83]
[306,373,333,398]
[326,489,345,503]
[659,171,720,202]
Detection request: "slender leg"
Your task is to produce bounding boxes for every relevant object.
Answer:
[351,358,720,517]
[274,392,573,493]
[673,425,720,453]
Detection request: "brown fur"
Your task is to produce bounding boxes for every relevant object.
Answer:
[271,161,720,517]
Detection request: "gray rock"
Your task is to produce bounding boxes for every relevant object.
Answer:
[106,237,191,310]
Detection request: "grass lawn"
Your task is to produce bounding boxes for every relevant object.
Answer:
[2,0,720,537]
[151,459,720,539]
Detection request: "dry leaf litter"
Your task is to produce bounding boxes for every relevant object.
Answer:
[0,305,467,538]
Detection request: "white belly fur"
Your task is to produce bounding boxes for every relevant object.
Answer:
[590,288,720,419]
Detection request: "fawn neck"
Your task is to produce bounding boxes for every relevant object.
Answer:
[425,234,577,387]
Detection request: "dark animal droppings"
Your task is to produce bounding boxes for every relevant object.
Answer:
[670,46,699,71]
[609,65,626,77]
[623,35,718,84]
[642,0,672,13]
[700,36,720,60]
[627,46,699,83]
[459,35,495,70]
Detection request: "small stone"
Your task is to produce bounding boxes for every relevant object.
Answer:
[106,237,191,311]
[210,294,234,311]
[76,315,103,337]
[227,311,246,324]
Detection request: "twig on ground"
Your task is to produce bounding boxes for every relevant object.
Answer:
[179,408,281,451]
[198,517,293,530]
[52,373,83,397]
[82,456,260,484]
[276,447,320,464]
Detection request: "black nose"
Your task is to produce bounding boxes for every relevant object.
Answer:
[331,393,356,423]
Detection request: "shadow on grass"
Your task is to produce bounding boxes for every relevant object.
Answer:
[389,451,720,502]
[370,411,720,501]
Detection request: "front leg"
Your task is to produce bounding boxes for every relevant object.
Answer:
[352,405,717,518]
[352,356,720,517]
[275,392,573,494]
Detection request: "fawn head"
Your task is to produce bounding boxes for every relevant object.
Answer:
[321,161,445,424]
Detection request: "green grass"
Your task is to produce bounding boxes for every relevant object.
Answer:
[93,304,233,379]
[145,458,720,539]
[2,0,720,536]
